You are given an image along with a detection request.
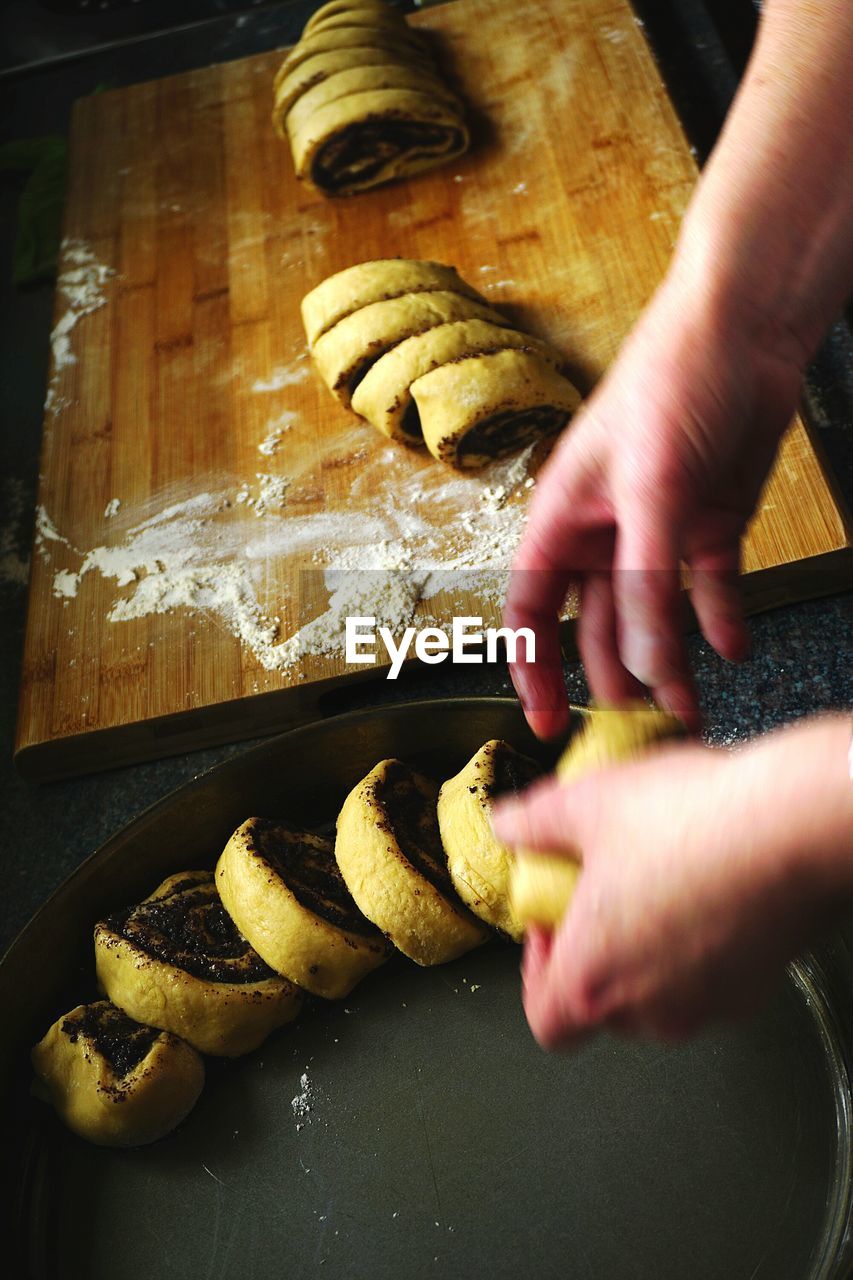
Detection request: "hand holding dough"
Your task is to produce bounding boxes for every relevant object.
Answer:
[509,703,685,929]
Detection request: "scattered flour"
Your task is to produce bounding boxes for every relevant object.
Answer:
[104,498,121,519]
[252,360,309,393]
[292,1071,313,1130]
[258,411,297,456]
[37,433,544,673]
[45,239,116,414]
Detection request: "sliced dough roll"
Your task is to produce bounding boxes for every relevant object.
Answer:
[302,258,484,346]
[335,759,489,965]
[273,43,431,123]
[305,9,415,40]
[277,25,425,82]
[303,1,407,37]
[352,319,565,441]
[438,740,542,943]
[94,870,303,1057]
[286,65,458,142]
[411,347,582,468]
[31,1001,204,1147]
[509,703,686,929]
[216,818,390,1000]
[312,290,507,407]
[288,88,469,197]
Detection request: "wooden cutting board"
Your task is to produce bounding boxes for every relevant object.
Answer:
[17,0,852,780]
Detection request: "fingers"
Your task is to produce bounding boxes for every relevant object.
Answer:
[576,572,646,704]
[504,566,573,740]
[688,543,750,664]
[612,499,700,728]
[503,429,612,739]
[491,775,589,853]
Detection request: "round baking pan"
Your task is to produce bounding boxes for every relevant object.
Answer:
[3,698,853,1279]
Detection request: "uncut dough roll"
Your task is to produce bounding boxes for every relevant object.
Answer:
[438,740,542,942]
[302,258,484,345]
[335,759,489,965]
[411,347,582,468]
[31,1001,204,1147]
[312,290,507,408]
[95,870,303,1057]
[216,818,390,1000]
[352,319,564,441]
[288,86,469,197]
[509,703,686,930]
[286,64,458,143]
[273,42,430,124]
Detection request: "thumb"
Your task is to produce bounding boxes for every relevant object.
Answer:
[491,776,589,856]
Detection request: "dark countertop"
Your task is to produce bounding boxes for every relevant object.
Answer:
[1,0,851,953]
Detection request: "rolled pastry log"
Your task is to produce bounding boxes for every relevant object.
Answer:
[216,818,390,1000]
[94,870,303,1057]
[273,36,430,122]
[335,758,489,965]
[276,24,425,85]
[509,703,685,930]
[285,64,459,144]
[302,258,484,345]
[411,347,582,467]
[287,87,469,197]
[311,289,508,408]
[31,1001,204,1147]
[438,740,542,942]
[352,319,565,441]
[303,1,404,37]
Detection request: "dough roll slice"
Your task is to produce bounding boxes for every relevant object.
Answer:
[288,87,469,197]
[216,818,391,1000]
[303,1,407,37]
[273,43,431,123]
[285,65,458,143]
[276,25,426,84]
[352,319,565,441]
[31,1001,204,1147]
[335,759,489,965]
[302,258,484,346]
[509,703,686,929]
[312,290,507,408]
[94,870,303,1057]
[438,740,542,942]
[411,347,582,468]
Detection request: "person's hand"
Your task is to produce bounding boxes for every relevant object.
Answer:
[504,263,804,736]
[491,716,853,1047]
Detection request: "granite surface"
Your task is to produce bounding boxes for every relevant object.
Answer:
[1,0,851,954]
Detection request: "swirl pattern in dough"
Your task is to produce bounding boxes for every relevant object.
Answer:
[216,818,391,999]
[335,758,489,965]
[303,258,582,465]
[31,1000,204,1147]
[94,870,303,1057]
[273,0,469,195]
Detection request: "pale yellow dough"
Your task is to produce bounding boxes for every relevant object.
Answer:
[94,870,303,1057]
[509,703,685,929]
[311,289,506,408]
[352,319,563,441]
[216,818,390,999]
[302,258,484,345]
[438,740,541,942]
[335,759,489,965]
[411,347,581,467]
[31,1001,204,1147]
[285,64,457,141]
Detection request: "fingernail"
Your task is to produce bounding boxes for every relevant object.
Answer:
[621,630,672,688]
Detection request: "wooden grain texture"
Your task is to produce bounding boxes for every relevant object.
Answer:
[17,0,852,779]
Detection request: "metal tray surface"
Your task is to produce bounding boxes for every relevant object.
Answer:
[2,699,853,1280]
